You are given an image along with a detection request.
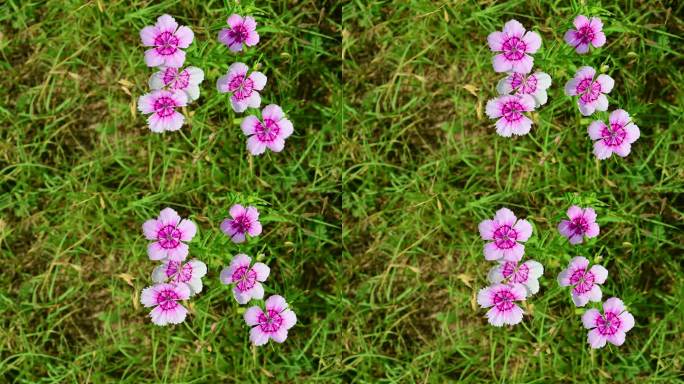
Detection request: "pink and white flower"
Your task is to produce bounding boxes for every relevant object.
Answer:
[218,14,259,52]
[241,104,294,155]
[582,297,635,349]
[220,204,262,243]
[152,259,207,296]
[140,14,194,68]
[137,90,188,132]
[220,253,270,304]
[487,19,542,74]
[216,62,267,113]
[244,295,297,346]
[558,205,600,244]
[496,72,552,107]
[488,259,544,296]
[478,207,533,262]
[564,15,606,54]
[564,66,614,116]
[149,66,204,102]
[140,283,190,326]
[588,109,640,160]
[477,283,527,326]
[142,207,197,261]
[485,95,536,137]
[557,256,608,307]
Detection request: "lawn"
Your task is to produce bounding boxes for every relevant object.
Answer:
[1,0,683,383]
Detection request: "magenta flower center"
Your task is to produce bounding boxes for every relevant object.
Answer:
[493,225,518,249]
[596,312,622,336]
[255,118,281,143]
[170,262,193,283]
[230,214,252,234]
[500,100,525,123]
[154,31,179,55]
[229,24,249,44]
[577,25,596,44]
[163,68,190,90]
[156,288,180,310]
[492,290,516,311]
[569,216,589,235]
[157,224,181,249]
[258,309,284,333]
[502,36,527,61]
[229,74,254,101]
[232,265,257,292]
[577,78,602,103]
[153,96,178,118]
[511,73,537,94]
[601,123,627,147]
[570,268,595,294]
[502,262,529,283]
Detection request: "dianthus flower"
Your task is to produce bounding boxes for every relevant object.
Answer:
[216,62,267,113]
[149,66,204,102]
[557,256,608,307]
[218,14,259,52]
[140,283,190,326]
[152,259,207,296]
[478,207,533,262]
[477,283,527,326]
[582,297,635,348]
[564,66,614,116]
[137,90,188,132]
[140,14,194,68]
[588,109,640,160]
[564,15,606,54]
[488,259,544,295]
[220,253,270,304]
[487,19,542,74]
[485,95,536,137]
[220,204,262,243]
[244,295,297,345]
[558,205,600,244]
[143,207,197,261]
[241,105,294,155]
[497,72,552,107]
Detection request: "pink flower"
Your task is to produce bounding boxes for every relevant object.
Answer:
[487,19,542,74]
[140,283,190,326]
[219,253,270,304]
[488,259,544,296]
[218,14,259,52]
[557,256,608,307]
[216,62,267,113]
[137,90,188,132]
[564,66,614,116]
[478,207,533,262]
[477,283,527,326]
[496,72,552,107]
[152,259,207,296]
[485,95,536,137]
[588,109,640,160]
[140,14,194,68]
[241,104,294,155]
[558,205,600,244]
[220,204,262,243]
[149,66,204,102]
[244,295,297,345]
[582,297,635,349]
[564,15,606,54]
[142,207,197,261]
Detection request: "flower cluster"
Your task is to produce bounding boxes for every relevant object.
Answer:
[486,20,550,137]
[140,208,206,326]
[555,205,635,348]
[216,14,294,156]
[562,16,640,159]
[477,208,544,326]
[137,15,204,133]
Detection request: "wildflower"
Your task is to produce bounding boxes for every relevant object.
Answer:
[588,109,640,160]
[140,14,194,68]
[477,283,527,326]
[557,256,608,307]
[220,204,262,243]
[149,66,205,102]
[216,62,267,113]
[220,253,270,304]
[218,14,259,52]
[244,295,297,345]
[485,95,536,137]
[478,207,533,262]
[487,19,541,74]
[496,72,552,107]
[142,207,197,261]
[564,66,614,116]
[488,259,544,295]
[558,205,600,244]
[564,15,606,54]
[140,283,190,326]
[582,297,635,348]
[152,259,207,296]
[241,104,294,155]
[137,90,188,132]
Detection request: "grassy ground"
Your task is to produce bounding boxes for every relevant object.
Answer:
[342,0,683,383]
[1,0,683,383]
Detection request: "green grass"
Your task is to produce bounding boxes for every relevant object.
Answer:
[1,0,683,382]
